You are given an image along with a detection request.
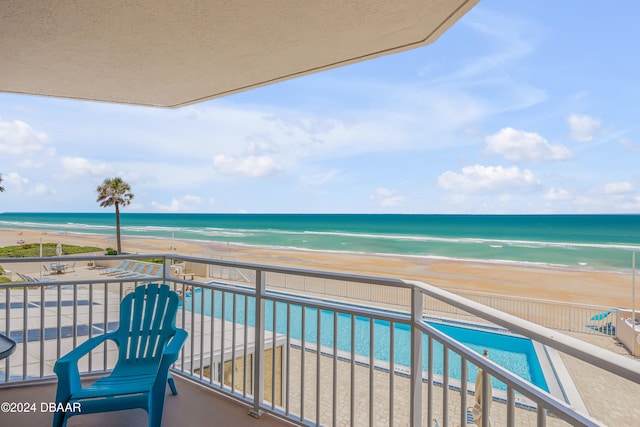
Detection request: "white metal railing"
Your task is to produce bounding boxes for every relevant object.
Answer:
[246,267,617,337]
[1,254,639,426]
[429,289,615,336]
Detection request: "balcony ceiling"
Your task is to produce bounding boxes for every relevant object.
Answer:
[1,0,477,108]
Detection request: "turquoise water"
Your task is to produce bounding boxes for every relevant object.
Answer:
[1,212,639,270]
[183,288,549,392]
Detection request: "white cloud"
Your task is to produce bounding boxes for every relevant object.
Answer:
[438,165,541,193]
[544,188,572,201]
[568,182,640,212]
[485,127,572,162]
[0,118,50,155]
[150,195,203,212]
[453,9,536,79]
[620,138,640,152]
[25,182,55,197]
[568,114,601,142]
[213,154,283,177]
[602,181,634,194]
[370,188,406,208]
[3,172,54,197]
[266,114,336,137]
[186,87,497,164]
[16,159,44,169]
[299,170,340,188]
[60,157,114,178]
[245,137,278,156]
[4,172,29,190]
[573,193,640,213]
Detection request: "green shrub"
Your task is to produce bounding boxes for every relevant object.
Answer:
[0,243,103,257]
[105,248,118,255]
[141,258,164,264]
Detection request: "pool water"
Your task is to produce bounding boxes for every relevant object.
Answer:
[183,287,549,392]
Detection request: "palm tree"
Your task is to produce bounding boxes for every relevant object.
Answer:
[96,177,133,254]
[0,173,4,192]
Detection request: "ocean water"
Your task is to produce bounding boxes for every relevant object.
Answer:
[1,212,639,271]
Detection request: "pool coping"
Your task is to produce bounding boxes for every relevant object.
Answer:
[541,343,589,416]
[428,314,588,414]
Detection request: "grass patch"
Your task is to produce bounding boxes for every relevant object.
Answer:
[0,243,103,258]
[0,265,12,283]
[141,258,164,264]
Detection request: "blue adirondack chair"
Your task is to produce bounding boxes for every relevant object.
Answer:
[52,284,187,427]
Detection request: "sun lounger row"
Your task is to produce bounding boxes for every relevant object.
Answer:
[15,272,57,283]
[99,261,161,279]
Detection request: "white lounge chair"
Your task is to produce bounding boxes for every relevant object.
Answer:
[100,260,128,275]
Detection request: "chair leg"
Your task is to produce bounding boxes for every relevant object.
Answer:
[167,373,178,395]
[149,397,167,427]
[149,405,163,427]
[52,410,67,427]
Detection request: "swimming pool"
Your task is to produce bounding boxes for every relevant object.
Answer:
[183,287,549,392]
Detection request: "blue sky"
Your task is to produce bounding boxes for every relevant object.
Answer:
[1,1,639,214]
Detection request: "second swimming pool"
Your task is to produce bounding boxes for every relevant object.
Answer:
[183,287,549,392]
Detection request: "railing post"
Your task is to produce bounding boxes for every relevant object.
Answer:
[410,287,423,426]
[482,369,490,427]
[249,269,266,418]
[507,387,515,426]
[460,357,467,427]
[162,255,169,282]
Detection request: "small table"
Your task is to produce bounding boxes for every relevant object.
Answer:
[0,334,16,360]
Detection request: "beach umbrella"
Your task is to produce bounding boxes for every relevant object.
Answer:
[56,242,62,257]
[590,310,614,321]
[471,350,493,427]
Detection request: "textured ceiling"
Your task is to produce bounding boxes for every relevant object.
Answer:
[0,0,478,107]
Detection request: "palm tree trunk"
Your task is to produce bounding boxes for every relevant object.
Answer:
[115,202,122,254]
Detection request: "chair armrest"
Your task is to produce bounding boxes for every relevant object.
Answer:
[56,332,114,366]
[53,333,114,398]
[153,329,188,393]
[161,328,188,366]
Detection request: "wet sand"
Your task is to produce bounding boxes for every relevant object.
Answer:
[0,227,634,308]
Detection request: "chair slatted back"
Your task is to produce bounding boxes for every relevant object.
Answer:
[115,284,179,366]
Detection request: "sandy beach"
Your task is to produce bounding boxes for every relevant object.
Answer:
[1,227,635,309]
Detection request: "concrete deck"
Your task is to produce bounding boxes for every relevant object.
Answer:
[0,375,293,427]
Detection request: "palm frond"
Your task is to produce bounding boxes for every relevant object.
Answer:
[96,176,134,254]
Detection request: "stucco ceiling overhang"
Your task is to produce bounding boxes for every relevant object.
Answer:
[1,1,478,107]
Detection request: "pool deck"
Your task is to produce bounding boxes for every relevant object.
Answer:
[1,265,639,426]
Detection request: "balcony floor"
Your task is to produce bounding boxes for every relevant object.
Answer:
[0,375,293,427]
